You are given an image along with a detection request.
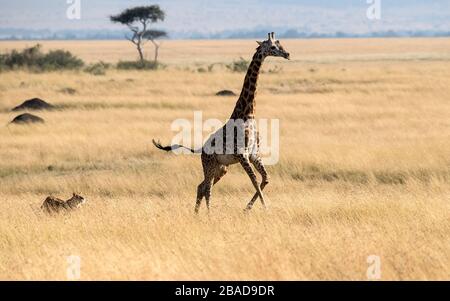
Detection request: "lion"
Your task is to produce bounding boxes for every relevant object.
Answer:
[41,193,87,214]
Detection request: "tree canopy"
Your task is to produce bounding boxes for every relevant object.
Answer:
[110,5,165,25]
[143,30,167,40]
[110,5,167,65]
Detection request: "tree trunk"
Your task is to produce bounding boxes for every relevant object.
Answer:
[154,43,159,64]
[150,39,160,65]
[136,42,144,64]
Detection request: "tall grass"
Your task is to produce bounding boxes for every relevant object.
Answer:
[0,39,449,280]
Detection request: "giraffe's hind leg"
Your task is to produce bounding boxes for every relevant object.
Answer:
[203,177,214,212]
[214,165,228,185]
[195,181,205,214]
[195,178,214,214]
[195,155,219,214]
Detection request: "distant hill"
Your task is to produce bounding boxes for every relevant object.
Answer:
[1,28,449,40]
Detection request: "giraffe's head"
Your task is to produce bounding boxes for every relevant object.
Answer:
[257,32,290,60]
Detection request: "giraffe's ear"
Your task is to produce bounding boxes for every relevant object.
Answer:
[256,41,262,46]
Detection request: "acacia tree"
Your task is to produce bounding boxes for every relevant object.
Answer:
[143,30,167,64]
[110,5,167,65]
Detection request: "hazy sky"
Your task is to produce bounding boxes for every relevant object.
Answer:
[1,0,449,34]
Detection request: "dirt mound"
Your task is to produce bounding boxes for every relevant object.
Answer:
[216,90,236,96]
[10,113,45,124]
[12,98,55,111]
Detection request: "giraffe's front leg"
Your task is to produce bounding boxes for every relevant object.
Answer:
[237,155,266,208]
[245,155,269,210]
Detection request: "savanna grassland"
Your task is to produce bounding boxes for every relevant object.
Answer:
[0,39,449,280]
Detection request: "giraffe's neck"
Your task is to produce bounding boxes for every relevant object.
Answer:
[230,51,265,120]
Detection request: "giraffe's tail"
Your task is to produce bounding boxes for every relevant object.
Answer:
[152,139,202,154]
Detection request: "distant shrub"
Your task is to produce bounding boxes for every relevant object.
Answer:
[291,164,370,185]
[267,65,283,74]
[0,57,5,72]
[196,63,222,73]
[58,87,77,95]
[39,49,84,70]
[117,60,164,70]
[226,57,249,73]
[374,171,407,185]
[0,44,84,71]
[207,63,221,72]
[84,61,110,75]
[0,44,42,70]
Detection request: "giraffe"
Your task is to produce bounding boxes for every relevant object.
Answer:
[153,32,290,213]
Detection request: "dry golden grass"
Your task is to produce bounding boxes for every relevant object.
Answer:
[0,39,449,280]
